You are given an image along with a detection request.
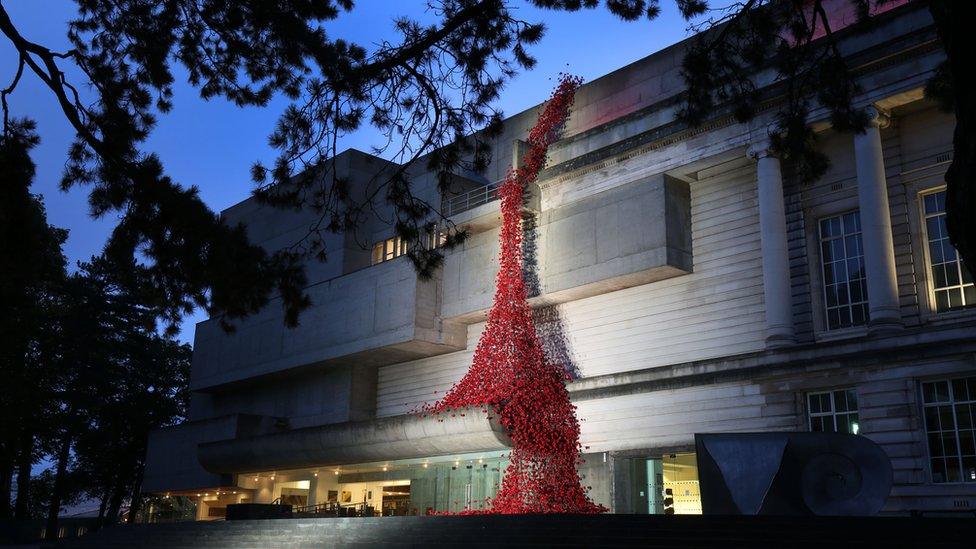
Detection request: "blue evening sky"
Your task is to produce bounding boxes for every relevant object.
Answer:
[1,1,696,343]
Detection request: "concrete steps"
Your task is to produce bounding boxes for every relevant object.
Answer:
[57,515,975,548]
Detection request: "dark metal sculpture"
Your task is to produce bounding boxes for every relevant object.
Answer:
[695,432,892,516]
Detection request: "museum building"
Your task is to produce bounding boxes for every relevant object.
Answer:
[143,2,976,520]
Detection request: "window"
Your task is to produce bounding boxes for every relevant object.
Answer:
[371,236,407,265]
[819,212,869,330]
[922,190,974,312]
[922,376,976,483]
[808,388,860,434]
[370,229,448,266]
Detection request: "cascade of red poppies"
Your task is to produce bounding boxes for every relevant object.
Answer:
[422,74,605,514]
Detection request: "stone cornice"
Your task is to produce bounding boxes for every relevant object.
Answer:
[535,9,941,190]
[567,320,976,402]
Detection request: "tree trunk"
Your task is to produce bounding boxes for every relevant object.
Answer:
[0,458,12,519]
[44,429,72,541]
[98,488,109,519]
[13,429,32,519]
[94,486,110,530]
[105,477,126,526]
[929,0,976,273]
[127,464,145,524]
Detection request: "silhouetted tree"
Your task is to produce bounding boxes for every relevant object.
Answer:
[0,120,67,520]
[0,0,971,331]
[38,261,190,538]
[0,122,189,533]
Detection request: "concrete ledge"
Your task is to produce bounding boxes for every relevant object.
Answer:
[198,408,511,474]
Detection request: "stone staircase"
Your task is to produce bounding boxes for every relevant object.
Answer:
[56,515,975,548]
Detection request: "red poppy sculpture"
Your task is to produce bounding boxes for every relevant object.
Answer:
[423,75,605,514]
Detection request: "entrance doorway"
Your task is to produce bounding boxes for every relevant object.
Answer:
[661,453,701,514]
[622,453,701,515]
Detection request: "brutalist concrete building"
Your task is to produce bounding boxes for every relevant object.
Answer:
[143,2,975,519]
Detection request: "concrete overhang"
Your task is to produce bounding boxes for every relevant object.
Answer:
[441,173,693,322]
[197,408,511,474]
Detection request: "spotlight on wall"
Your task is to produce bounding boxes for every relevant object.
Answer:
[478,459,483,464]
[254,477,258,482]
[313,472,318,477]
[270,475,275,481]
[334,470,339,475]
[382,466,388,472]
[423,463,428,468]
[196,494,201,497]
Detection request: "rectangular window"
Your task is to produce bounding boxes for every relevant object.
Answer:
[808,388,860,434]
[370,229,447,266]
[819,211,869,330]
[922,376,976,483]
[371,236,408,265]
[922,190,975,312]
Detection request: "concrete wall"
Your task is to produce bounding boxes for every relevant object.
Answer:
[190,364,377,427]
[190,257,465,391]
[143,417,240,493]
[377,157,766,415]
[440,173,692,321]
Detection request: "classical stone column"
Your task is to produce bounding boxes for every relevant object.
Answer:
[749,140,795,347]
[854,107,902,332]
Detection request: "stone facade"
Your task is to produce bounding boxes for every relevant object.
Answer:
[144,2,975,518]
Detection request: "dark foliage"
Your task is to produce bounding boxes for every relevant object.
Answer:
[1,0,971,328]
[0,123,189,533]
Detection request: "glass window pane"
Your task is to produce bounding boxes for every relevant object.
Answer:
[962,457,976,483]
[929,240,944,264]
[835,392,847,413]
[838,307,852,328]
[946,459,963,483]
[953,380,970,402]
[809,394,822,414]
[947,264,961,286]
[949,288,964,309]
[925,407,941,431]
[940,406,956,431]
[820,218,832,238]
[931,458,947,483]
[927,216,942,239]
[929,433,945,457]
[958,429,975,456]
[942,240,957,263]
[827,309,840,330]
[956,404,974,430]
[933,265,948,288]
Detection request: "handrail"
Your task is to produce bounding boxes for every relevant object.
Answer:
[442,180,503,217]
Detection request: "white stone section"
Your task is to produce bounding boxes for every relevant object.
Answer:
[749,139,795,347]
[854,106,902,332]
